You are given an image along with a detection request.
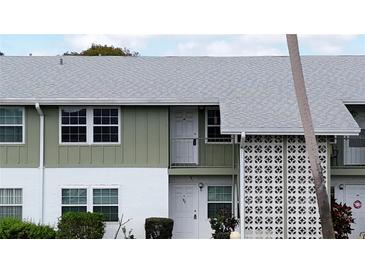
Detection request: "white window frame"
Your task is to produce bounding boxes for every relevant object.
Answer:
[205,107,232,144]
[61,187,88,214]
[207,185,233,218]
[59,186,120,223]
[59,106,121,145]
[0,188,23,219]
[92,187,119,222]
[0,106,25,145]
[91,107,121,145]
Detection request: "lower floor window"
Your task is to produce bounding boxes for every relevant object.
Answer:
[93,189,119,222]
[61,188,119,222]
[61,188,87,215]
[0,188,22,219]
[207,186,232,218]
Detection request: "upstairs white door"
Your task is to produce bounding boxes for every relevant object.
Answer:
[169,184,199,239]
[345,185,365,238]
[170,107,198,164]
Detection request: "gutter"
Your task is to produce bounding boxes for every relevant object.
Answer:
[239,132,246,239]
[35,103,44,223]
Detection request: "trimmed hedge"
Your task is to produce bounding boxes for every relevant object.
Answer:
[145,217,174,239]
[57,212,105,239]
[213,232,231,239]
[0,218,56,239]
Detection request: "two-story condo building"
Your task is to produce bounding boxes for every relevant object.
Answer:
[0,56,364,238]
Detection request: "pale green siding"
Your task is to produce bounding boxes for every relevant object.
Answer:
[44,106,169,167]
[0,106,40,167]
[197,108,239,168]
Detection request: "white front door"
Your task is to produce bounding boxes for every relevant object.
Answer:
[170,107,198,164]
[345,185,365,238]
[169,184,199,239]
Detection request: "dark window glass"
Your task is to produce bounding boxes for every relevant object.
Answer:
[93,108,119,143]
[208,203,232,218]
[93,206,118,222]
[0,126,22,143]
[206,108,230,143]
[61,108,87,143]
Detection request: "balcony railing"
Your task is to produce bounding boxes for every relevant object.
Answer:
[331,135,365,167]
[169,137,238,168]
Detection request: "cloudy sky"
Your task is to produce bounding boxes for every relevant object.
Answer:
[0,34,364,56]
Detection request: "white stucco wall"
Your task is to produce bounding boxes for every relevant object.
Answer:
[0,168,42,222]
[1,168,169,239]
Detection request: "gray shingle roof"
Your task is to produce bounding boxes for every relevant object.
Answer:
[1,56,364,134]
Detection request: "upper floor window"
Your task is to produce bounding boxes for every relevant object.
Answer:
[61,107,87,143]
[205,107,231,143]
[93,108,119,143]
[0,107,24,144]
[59,107,120,145]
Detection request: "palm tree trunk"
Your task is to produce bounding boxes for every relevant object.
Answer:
[286,34,335,239]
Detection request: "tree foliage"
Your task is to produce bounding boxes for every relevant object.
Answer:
[64,43,139,56]
[331,198,355,239]
[0,51,4,56]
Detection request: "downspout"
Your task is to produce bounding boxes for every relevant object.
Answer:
[35,103,44,223]
[239,132,246,239]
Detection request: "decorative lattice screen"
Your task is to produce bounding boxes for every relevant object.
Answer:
[243,135,328,239]
[244,136,285,239]
[286,136,327,239]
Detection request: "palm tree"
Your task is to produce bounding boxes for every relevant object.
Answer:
[286,34,335,239]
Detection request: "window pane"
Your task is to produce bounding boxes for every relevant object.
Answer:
[93,108,119,143]
[62,206,87,215]
[0,107,23,125]
[61,126,87,143]
[93,188,118,205]
[0,206,22,219]
[61,108,87,127]
[0,126,22,142]
[208,203,232,218]
[93,206,118,222]
[62,188,87,205]
[0,189,22,204]
[208,186,232,202]
[207,109,220,126]
[93,126,118,143]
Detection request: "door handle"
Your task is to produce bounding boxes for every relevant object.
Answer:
[194,213,197,219]
[193,139,197,146]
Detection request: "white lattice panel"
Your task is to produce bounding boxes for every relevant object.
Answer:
[286,136,327,239]
[244,136,284,239]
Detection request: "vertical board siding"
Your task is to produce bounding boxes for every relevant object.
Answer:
[44,106,168,167]
[0,106,39,167]
[196,108,237,168]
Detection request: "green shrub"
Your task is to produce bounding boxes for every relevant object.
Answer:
[209,209,239,239]
[145,217,174,239]
[0,218,56,239]
[57,212,105,239]
[332,198,355,239]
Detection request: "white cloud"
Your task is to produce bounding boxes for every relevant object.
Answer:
[65,34,149,53]
[169,35,288,56]
[298,35,358,54]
